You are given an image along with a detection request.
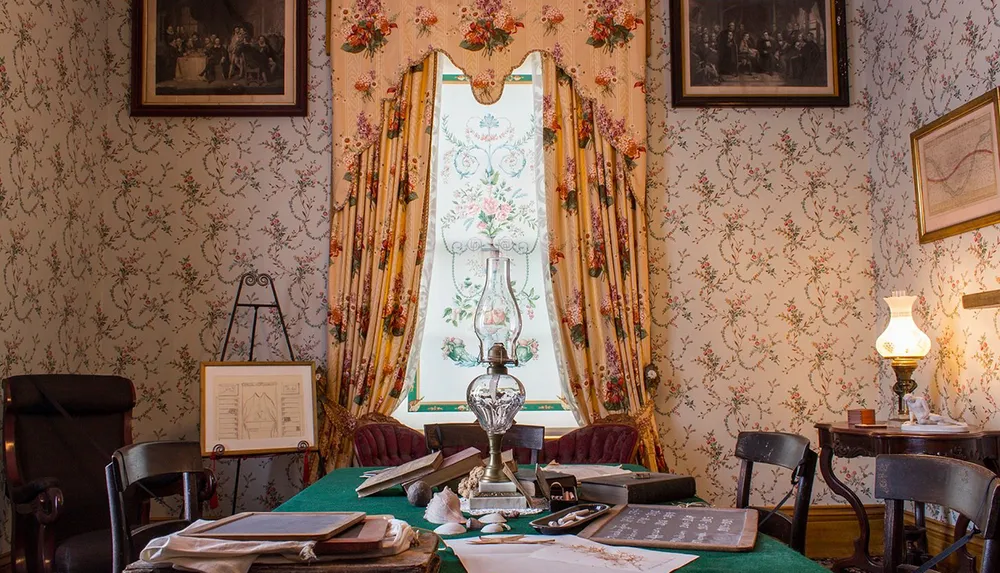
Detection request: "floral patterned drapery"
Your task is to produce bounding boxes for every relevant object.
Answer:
[329,0,648,209]
[323,56,438,470]
[541,56,664,471]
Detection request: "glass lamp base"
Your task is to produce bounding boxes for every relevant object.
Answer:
[467,491,528,510]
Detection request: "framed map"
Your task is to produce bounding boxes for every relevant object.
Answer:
[200,361,317,456]
[912,88,1000,243]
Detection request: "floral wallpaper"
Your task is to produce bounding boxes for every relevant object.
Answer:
[1,0,998,553]
[645,0,880,506]
[0,0,333,550]
[861,2,1000,451]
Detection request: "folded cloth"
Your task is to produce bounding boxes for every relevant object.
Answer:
[138,520,317,573]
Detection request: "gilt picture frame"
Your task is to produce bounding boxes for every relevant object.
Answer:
[130,0,307,117]
[670,0,850,107]
[912,88,1000,244]
[200,361,317,457]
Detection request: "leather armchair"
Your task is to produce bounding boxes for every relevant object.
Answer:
[3,374,136,573]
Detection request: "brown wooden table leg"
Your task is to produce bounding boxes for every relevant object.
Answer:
[820,444,880,573]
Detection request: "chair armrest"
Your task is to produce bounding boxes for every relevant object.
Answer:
[9,477,59,505]
[199,469,217,503]
[11,477,63,524]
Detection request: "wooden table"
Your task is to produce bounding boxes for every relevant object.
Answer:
[816,422,1000,573]
[276,466,830,573]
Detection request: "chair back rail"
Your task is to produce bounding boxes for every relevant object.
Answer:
[877,454,1000,573]
[734,431,817,554]
[107,440,215,573]
[424,423,544,464]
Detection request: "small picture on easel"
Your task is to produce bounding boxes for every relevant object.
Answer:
[200,361,317,456]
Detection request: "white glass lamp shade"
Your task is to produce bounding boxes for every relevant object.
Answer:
[466,370,526,434]
[875,292,931,360]
[473,254,522,362]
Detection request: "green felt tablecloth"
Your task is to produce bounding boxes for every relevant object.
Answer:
[276,466,827,573]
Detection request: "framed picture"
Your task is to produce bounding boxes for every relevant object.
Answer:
[670,0,849,107]
[200,361,317,456]
[912,88,1000,243]
[130,0,307,117]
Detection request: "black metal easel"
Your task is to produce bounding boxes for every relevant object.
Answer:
[215,271,301,515]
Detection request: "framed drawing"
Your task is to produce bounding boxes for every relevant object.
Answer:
[200,361,317,456]
[670,0,849,107]
[912,88,1000,243]
[130,0,307,116]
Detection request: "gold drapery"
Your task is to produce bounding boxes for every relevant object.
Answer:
[328,0,648,209]
[540,56,664,471]
[322,55,438,470]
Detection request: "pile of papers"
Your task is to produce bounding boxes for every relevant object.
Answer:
[446,534,698,573]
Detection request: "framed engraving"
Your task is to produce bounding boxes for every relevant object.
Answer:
[200,361,317,456]
[670,0,849,107]
[130,0,307,116]
[912,88,1000,243]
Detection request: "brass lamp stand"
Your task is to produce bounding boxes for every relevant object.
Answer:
[889,357,918,419]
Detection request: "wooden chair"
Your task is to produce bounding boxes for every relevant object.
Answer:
[353,413,428,467]
[106,440,216,573]
[734,431,817,554]
[2,374,136,573]
[542,423,639,464]
[424,422,544,464]
[876,454,1000,573]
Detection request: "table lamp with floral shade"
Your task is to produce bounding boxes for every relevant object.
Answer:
[875,291,931,419]
[465,248,528,509]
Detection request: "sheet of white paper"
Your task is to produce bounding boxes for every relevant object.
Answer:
[542,463,632,480]
[446,535,697,573]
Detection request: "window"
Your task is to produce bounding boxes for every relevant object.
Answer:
[394,53,577,429]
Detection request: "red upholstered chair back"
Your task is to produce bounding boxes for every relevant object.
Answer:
[353,422,428,467]
[543,424,639,465]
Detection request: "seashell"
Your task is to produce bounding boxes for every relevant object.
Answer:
[434,522,467,536]
[424,487,464,524]
[466,518,483,530]
[479,513,507,524]
[406,481,433,507]
[481,523,511,533]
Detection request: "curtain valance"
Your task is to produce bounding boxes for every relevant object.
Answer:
[330,0,648,209]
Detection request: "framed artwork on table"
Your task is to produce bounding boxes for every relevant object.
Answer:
[130,0,307,117]
[200,361,317,456]
[912,88,1000,243]
[670,0,850,107]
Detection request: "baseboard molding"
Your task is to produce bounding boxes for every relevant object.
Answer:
[903,511,984,573]
[790,504,886,559]
[788,504,981,572]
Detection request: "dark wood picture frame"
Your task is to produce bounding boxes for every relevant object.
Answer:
[130,0,307,117]
[670,0,849,107]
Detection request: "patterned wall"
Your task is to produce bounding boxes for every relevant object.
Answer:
[646,0,879,506]
[861,2,1000,449]
[0,0,334,549]
[2,0,997,551]
[0,0,111,551]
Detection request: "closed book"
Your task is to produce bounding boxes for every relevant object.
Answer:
[579,472,696,505]
[403,447,483,489]
[356,451,443,497]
